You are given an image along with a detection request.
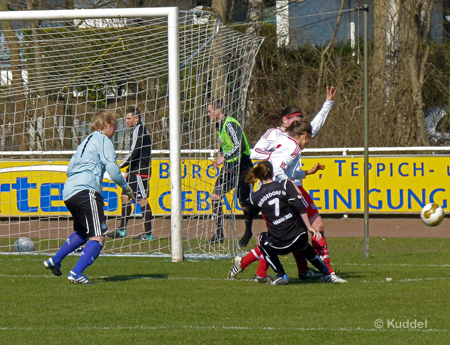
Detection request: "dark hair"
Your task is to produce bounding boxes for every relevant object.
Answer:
[285,120,312,138]
[126,106,142,121]
[245,161,273,184]
[266,105,303,127]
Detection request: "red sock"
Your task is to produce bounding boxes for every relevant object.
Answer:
[256,257,269,277]
[241,246,261,270]
[312,235,334,274]
[292,250,309,274]
[242,246,269,277]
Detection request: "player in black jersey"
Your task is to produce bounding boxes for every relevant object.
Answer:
[245,161,329,285]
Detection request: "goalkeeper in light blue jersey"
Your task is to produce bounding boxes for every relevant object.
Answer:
[43,110,135,285]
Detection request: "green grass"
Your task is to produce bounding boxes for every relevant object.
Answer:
[1,237,449,344]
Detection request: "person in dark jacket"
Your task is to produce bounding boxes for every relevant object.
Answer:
[107,107,154,240]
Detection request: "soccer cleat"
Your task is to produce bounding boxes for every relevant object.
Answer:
[321,272,347,284]
[228,256,243,279]
[132,233,154,240]
[208,234,224,244]
[106,228,127,239]
[253,274,273,284]
[68,271,93,285]
[238,234,252,248]
[271,274,290,285]
[298,268,324,281]
[44,258,62,277]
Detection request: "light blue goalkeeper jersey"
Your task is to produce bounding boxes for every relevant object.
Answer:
[63,131,128,201]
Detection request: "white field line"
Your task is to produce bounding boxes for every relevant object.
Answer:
[1,273,450,285]
[3,258,450,268]
[0,325,447,333]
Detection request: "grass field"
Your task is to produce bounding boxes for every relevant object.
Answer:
[1,237,449,344]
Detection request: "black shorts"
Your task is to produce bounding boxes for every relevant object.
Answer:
[64,190,108,238]
[122,173,149,201]
[258,231,309,256]
[213,168,252,209]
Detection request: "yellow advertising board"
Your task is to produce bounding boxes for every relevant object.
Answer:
[301,156,448,213]
[0,155,448,216]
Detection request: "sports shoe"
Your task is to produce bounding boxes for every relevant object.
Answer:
[106,228,127,239]
[321,272,347,284]
[208,234,224,244]
[238,234,252,248]
[228,256,243,279]
[298,268,324,281]
[271,274,290,285]
[44,258,62,277]
[68,271,93,285]
[253,274,273,284]
[132,233,154,240]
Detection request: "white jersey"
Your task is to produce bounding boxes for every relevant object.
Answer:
[250,99,334,161]
[268,137,305,186]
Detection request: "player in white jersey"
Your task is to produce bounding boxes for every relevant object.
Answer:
[238,87,336,248]
[229,121,346,283]
[250,86,336,162]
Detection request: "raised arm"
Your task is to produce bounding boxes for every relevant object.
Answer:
[310,86,336,137]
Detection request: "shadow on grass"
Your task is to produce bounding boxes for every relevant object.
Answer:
[288,271,364,284]
[99,274,168,282]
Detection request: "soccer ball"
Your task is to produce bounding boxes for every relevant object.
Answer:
[420,203,445,227]
[13,237,35,252]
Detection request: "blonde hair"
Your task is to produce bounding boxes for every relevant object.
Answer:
[90,110,118,132]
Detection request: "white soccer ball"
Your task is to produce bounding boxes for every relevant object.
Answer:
[420,203,445,227]
[14,237,35,252]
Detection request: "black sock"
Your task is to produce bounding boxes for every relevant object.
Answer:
[212,200,223,237]
[142,203,153,235]
[120,202,132,229]
[243,209,253,238]
[302,245,329,274]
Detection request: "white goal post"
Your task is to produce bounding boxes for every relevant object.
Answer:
[0,8,264,261]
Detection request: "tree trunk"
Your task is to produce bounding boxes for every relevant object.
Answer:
[399,0,433,146]
[317,0,345,93]
[210,0,228,104]
[0,0,27,150]
[244,0,264,122]
[212,0,228,23]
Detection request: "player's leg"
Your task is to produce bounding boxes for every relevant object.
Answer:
[291,186,321,278]
[258,233,289,285]
[309,213,347,283]
[69,190,108,284]
[309,213,332,272]
[237,171,253,247]
[209,170,227,243]
[228,234,268,280]
[44,192,88,276]
[108,174,134,238]
[133,175,154,240]
[299,244,329,275]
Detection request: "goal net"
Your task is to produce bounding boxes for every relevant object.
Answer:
[0,8,263,259]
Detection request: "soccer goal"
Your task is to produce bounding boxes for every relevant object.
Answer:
[0,8,264,260]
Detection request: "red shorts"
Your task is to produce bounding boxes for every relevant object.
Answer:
[298,186,319,218]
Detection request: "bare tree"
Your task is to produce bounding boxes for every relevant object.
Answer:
[0,0,27,150]
[244,0,264,122]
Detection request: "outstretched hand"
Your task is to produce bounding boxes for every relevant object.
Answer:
[307,162,325,176]
[327,86,337,102]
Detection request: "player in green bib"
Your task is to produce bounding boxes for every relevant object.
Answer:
[207,99,254,245]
